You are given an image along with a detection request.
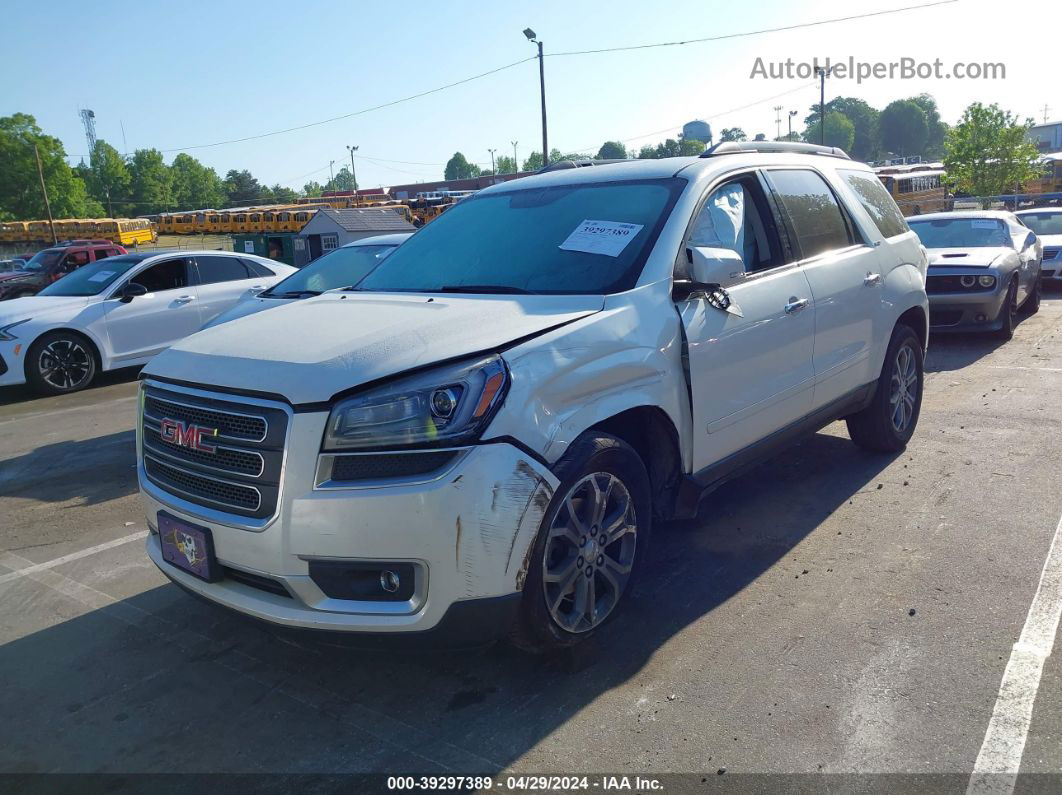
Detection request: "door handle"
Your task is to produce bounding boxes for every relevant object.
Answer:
[864,273,883,286]
[784,297,810,314]
[175,295,196,303]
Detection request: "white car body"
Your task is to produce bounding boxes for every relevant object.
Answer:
[206,233,412,328]
[138,145,929,646]
[1015,208,1062,284]
[0,250,294,390]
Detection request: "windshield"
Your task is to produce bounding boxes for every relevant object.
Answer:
[37,257,142,297]
[264,244,398,297]
[909,218,1010,248]
[22,249,62,272]
[1018,212,1062,236]
[355,178,684,295]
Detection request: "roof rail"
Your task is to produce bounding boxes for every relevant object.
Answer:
[536,158,631,173]
[700,141,851,160]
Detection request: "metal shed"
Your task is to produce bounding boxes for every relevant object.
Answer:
[296,207,415,265]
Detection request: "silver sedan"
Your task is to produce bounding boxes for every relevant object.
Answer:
[908,210,1042,340]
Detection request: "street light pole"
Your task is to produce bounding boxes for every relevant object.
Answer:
[328,160,335,192]
[346,145,359,199]
[488,148,496,180]
[511,140,518,173]
[33,144,57,245]
[815,65,831,145]
[524,29,548,167]
[788,110,798,140]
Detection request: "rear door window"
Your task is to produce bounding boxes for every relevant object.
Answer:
[839,170,909,239]
[194,256,253,284]
[130,258,192,292]
[765,169,856,259]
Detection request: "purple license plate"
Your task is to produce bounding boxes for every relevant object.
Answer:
[158,512,217,581]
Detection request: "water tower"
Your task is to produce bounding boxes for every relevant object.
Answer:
[681,120,712,144]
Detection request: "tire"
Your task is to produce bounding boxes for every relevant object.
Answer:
[994,279,1018,340]
[510,433,652,654]
[25,331,98,395]
[846,324,923,453]
[1021,274,1041,316]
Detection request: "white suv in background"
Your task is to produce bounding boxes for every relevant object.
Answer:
[137,143,928,652]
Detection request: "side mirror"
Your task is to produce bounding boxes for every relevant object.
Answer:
[688,246,744,289]
[118,282,148,303]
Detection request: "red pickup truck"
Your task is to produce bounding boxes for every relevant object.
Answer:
[0,239,127,300]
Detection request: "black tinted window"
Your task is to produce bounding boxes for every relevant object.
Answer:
[196,256,251,284]
[241,258,274,277]
[840,170,909,238]
[131,259,190,292]
[768,170,853,259]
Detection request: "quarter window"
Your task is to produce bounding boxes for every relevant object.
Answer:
[767,170,855,259]
[195,255,252,284]
[839,170,909,239]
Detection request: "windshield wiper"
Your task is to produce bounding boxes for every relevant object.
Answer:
[436,284,537,294]
[267,290,321,298]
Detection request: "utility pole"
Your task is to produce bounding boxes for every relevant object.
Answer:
[1042,104,1052,124]
[328,160,335,192]
[814,65,831,145]
[773,105,783,140]
[34,144,58,245]
[346,145,359,198]
[524,29,548,167]
[511,141,519,174]
[488,148,496,181]
[789,110,798,140]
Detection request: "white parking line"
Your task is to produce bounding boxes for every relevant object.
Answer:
[967,511,1062,794]
[987,365,1062,374]
[0,530,147,586]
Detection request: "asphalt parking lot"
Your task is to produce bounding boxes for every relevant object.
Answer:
[2,296,1062,789]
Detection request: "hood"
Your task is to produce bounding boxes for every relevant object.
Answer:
[203,294,295,329]
[0,270,34,284]
[926,247,1010,268]
[0,295,91,323]
[145,292,604,404]
[1038,234,1062,250]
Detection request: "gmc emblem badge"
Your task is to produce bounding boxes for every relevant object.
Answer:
[159,418,218,454]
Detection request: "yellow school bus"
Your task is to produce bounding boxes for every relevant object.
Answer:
[877,169,947,216]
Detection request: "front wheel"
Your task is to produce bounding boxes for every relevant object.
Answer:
[26,331,98,395]
[994,279,1018,340]
[846,324,923,452]
[510,433,651,653]
[1021,274,1041,316]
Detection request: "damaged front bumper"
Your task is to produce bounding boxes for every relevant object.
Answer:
[142,433,558,642]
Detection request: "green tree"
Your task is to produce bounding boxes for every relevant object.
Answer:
[521,151,544,171]
[170,153,225,210]
[0,112,102,220]
[829,98,879,161]
[224,169,264,206]
[719,127,747,142]
[87,140,132,215]
[753,133,767,141]
[943,103,1043,202]
[908,93,948,159]
[494,155,517,174]
[637,144,657,159]
[269,184,298,204]
[302,180,323,198]
[128,149,174,214]
[678,138,706,156]
[803,111,856,151]
[444,152,480,180]
[325,166,355,192]
[548,148,591,163]
[878,100,929,157]
[596,141,627,159]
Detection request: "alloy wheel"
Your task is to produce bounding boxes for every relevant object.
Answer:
[542,472,638,633]
[889,344,918,434]
[38,339,92,390]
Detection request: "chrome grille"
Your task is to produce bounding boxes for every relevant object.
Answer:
[141,384,288,520]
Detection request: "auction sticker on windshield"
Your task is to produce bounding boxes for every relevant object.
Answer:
[88,271,115,282]
[559,220,644,257]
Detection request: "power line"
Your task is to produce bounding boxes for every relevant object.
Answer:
[548,0,957,57]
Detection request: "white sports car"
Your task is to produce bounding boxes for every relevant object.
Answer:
[0,250,295,394]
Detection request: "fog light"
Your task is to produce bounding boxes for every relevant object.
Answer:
[979,275,996,288]
[975,313,987,322]
[960,275,976,288]
[379,570,401,593]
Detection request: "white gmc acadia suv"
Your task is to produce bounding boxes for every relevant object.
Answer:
[137,142,929,652]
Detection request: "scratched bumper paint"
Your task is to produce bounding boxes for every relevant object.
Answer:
[141,440,558,634]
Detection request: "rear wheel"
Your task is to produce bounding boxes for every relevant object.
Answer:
[846,324,923,453]
[510,433,651,653]
[995,279,1018,340]
[26,331,98,395]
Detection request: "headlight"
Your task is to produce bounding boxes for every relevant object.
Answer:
[978,275,996,288]
[322,354,509,451]
[960,275,976,288]
[0,318,30,341]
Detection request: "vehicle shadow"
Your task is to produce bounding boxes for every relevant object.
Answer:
[925,333,1007,373]
[0,429,136,503]
[0,429,898,774]
[0,366,141,408]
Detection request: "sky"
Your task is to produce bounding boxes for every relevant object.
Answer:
[3,0,1058,193]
